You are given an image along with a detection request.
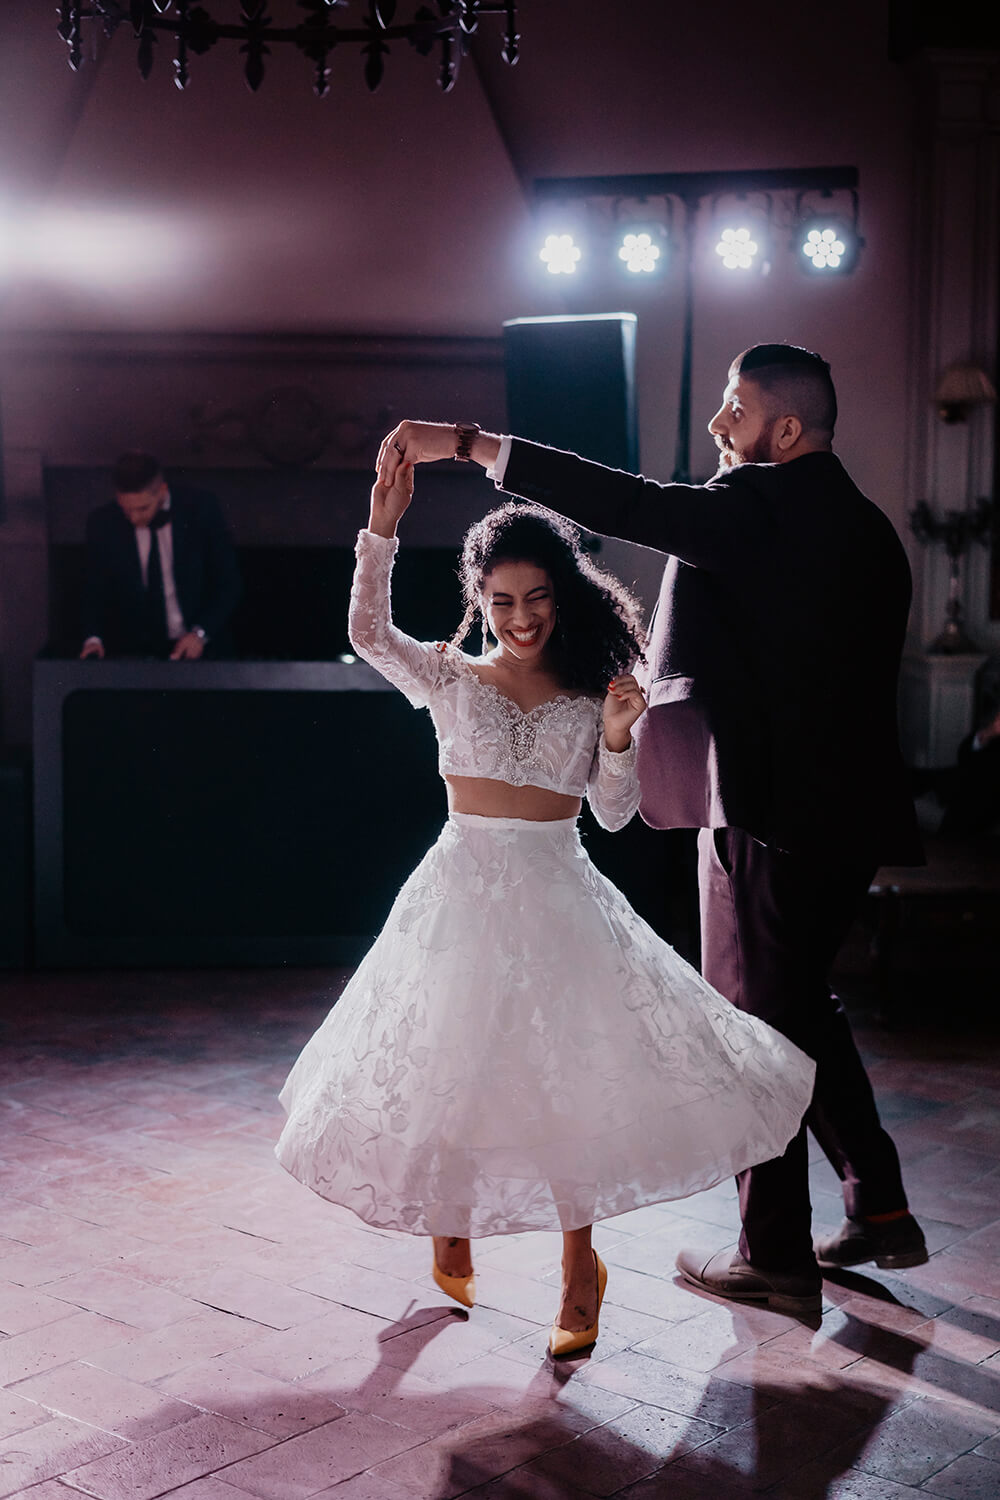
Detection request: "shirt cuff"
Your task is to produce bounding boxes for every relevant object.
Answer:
[357,527,400,555]
[487,435,513,487]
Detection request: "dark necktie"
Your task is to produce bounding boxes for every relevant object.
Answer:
[144,509,171,650]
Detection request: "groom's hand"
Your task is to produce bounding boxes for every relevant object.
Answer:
[377,421,501,485]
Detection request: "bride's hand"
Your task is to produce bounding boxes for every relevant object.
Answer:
[368,461,414,539]
[603,673,646,751]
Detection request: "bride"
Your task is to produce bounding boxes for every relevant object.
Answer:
[276,459,815,1357]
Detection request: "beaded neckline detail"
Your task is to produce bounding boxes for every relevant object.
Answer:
[462,663,595,720]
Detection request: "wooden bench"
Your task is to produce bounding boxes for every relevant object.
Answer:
[865,835,1000,1022]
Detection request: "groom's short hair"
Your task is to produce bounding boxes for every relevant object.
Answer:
[730,344,837,442]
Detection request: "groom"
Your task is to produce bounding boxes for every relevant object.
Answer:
[379,343,926,1312]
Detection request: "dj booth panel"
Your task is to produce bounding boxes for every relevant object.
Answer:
[35,661,445,966]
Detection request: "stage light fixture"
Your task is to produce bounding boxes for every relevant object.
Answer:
[617,230,663,274]
[714,225,760,271]
[799,219,857,274]
[531,167,862,484]
[539,232,583,275]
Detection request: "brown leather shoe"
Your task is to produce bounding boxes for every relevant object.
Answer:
[815,1214,928,1270]
[675,1246,822,1313]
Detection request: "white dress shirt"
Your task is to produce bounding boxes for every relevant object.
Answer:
[487,435,513,487]
[135,494,186,642]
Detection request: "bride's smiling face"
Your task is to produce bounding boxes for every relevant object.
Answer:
[482,560,557,663]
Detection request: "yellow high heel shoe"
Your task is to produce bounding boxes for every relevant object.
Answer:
[548,1251,607,1357]
[432,1255,476,1309]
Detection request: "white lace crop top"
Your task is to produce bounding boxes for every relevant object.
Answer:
[348,529,640,832]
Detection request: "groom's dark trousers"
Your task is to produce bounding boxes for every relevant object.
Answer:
[699,829,907,1269]
[499,437,923,1272]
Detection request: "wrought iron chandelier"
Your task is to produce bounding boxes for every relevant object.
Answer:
[57,1,519,95]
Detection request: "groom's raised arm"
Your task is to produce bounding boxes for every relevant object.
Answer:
[379,420,759,573]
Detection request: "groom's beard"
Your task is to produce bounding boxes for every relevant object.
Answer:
[714,421,777,475]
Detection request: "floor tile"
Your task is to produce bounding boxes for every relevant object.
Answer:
[157,1355,349,1437]
[0,1310,135,1386]
[220,1412,421,1498]
[0,1387,53,1440]
[921,1451,1000,1498]
[44,1267,198,1331]
[0,1281,80,1337]
[528,1401,721,1495]
[843,1396,1000,1484]
[61,1412,273,1500]
[368,1406,580,1497]
[0,1416,126,1499]
[12,1359,200,1440]
[87,1309,269,1383]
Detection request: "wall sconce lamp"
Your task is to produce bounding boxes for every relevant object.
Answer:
[909,497,995,654]
[934,363,997,424]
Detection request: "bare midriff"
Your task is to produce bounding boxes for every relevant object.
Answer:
[445,775,581,822]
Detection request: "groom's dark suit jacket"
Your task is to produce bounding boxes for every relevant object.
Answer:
[503,441,922,865]
[83,486,242,656]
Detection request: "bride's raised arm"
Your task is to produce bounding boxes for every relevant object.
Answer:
[348,467,459,711]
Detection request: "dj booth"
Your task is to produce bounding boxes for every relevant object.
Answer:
[33,658,446,967]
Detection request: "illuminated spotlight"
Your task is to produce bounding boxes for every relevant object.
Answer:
[617,231,662,274]
[539,232,582,275]
[714,225,760,271]
[799,219,858,274]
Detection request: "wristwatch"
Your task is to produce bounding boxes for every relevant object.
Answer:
[454,422,480,461]
[191,626,208,642]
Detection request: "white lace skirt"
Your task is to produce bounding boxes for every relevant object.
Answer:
[276,814,816,1237]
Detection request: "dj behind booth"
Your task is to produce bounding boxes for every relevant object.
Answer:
[78,451,242,663]
[38,462,460,969]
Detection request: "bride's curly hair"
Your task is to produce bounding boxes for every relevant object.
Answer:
[452,502,646,695]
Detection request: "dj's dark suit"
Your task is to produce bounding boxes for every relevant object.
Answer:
[502,439,923,1269]
[82,486,241,657]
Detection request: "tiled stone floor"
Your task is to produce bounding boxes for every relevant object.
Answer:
[1,966,999,1498]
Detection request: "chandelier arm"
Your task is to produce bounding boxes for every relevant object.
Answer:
[240,0,271,92]
[137,15,157,76]
[439,30,457,90]
[58,3,85,70]
[173,0,190,86]
[502,0,518,65]
[362,1,389,90]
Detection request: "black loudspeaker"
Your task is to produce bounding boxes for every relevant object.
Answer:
[503,313,639,471]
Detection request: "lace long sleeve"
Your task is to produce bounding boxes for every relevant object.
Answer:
[586,737,641,832]
[348,529,455,709]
